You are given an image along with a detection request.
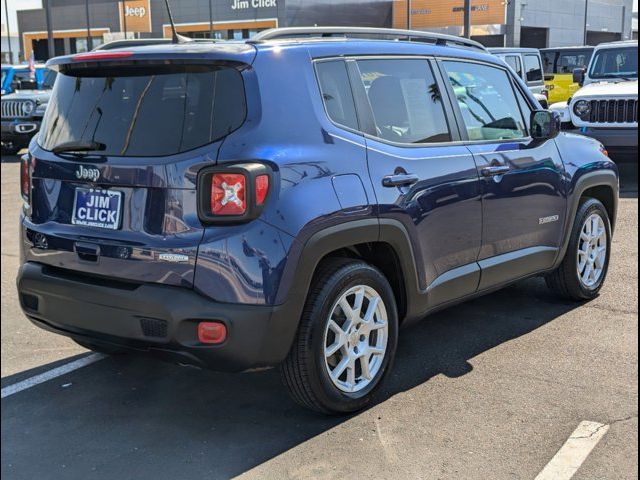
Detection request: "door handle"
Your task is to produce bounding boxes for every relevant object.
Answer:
[382,173,419,188]
[480,165,511,177]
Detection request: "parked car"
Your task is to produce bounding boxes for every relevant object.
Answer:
[541,46,594,104]
[550,40,637,162]
[489,47,548,105]
[17,28,618,414]
[1,66,56,154]
[1,64,56,95]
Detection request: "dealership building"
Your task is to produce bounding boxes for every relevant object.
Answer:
[15,0,636,61]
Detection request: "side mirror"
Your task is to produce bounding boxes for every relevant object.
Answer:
[530,110,561,140]
[572,67,585,85]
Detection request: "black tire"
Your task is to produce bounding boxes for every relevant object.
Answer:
[281,258,399,414]
[73,339,127,355]
[546,198,612,300]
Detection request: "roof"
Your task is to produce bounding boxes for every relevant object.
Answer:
[488,47,540,54]
[46,28,500,70]
[540,46,595,51]
[595,40,638,49]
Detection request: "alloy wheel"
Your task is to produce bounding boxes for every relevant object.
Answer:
[323,285,389,393]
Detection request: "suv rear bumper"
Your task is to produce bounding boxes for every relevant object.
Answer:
[17,262,299,372]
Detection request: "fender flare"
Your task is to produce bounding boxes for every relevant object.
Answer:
[275,217,423,319]
[554,168,619,267]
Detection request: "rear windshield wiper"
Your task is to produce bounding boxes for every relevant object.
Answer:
[52,141,106,154]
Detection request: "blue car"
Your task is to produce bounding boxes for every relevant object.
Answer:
[1,64,56,95]
[17,28,619,414]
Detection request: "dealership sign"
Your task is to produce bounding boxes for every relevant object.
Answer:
[119,0,152,33]
[231,0,277,10]
[394,0,506,29]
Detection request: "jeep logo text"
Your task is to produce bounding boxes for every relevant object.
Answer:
[124,5,146,17]
[75,165,100,182]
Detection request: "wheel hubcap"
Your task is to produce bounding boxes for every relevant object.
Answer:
[577,213,607,288]
[323,285,389,393]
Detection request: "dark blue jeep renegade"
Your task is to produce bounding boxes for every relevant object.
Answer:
[17,28,619,414]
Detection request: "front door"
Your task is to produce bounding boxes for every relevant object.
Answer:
[350,58,483,307]
[439,59,567,290]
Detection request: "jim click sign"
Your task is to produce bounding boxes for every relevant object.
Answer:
[119,0,152,33]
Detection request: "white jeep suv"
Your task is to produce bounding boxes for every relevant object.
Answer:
[550,40,637,162]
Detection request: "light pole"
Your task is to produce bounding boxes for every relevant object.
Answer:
[209,0,213,38]
[463,0,472,38]
[85,0,92,51]
[44,0,55,59]
[3,0,13,63]
[407,0,411,29]
[583,0,589,45]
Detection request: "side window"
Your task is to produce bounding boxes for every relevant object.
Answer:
[504,55,523,78]
[524,54,543,82]
[443,61,527,141]
[558,51,592,73]
[355,59,451,144]
[316,61,359,131]
[541,51,556,74]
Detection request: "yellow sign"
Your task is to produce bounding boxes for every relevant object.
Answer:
[119,0,152,33]
[394,0,506,29]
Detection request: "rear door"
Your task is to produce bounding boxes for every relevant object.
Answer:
[351,57,483,306]
[24,59,247,287]
[439,59,567,290]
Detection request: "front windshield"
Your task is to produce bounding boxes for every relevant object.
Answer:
[1,69,7,88]
[589,47,638,79]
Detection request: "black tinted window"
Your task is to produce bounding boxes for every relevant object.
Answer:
[316,61,359,131]
[524,54,543,82]
[443,61,527,141]
[356,59,451,144]
[39,65,246,157]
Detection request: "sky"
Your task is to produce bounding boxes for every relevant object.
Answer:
[2,0,42,34]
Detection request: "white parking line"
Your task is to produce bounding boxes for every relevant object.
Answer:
[535,420,610,480]
[1,353,106,399]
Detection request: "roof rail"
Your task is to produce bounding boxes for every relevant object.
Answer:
[250,27,487,51]
[93,38,217,51]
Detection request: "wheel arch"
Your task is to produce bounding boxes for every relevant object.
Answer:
[555,168,619,268]
[276,219,422,324]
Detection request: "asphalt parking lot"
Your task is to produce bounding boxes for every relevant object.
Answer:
[1,155,637,480]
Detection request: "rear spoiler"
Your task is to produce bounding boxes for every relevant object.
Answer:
[44,43,258,71]
[93,38,221,51]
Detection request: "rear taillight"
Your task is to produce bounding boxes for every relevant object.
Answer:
[20,154,31,203]
[198,163,272,224]
[211,173,247,215]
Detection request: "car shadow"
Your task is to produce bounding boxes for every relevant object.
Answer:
[2,277,586,480]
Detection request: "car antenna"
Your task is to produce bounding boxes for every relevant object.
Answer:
[163,0,191,44]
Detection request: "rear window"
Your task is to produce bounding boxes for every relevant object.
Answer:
[39,64,246,157]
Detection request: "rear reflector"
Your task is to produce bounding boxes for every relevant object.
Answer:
[20,155,30,202]
[255,174,270,206]
[198,322,227,344]
[211,173,246,215]
[72,51,134,61]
